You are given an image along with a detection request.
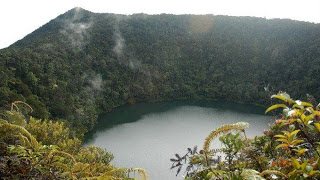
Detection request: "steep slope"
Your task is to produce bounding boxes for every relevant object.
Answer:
[1,7,320,130]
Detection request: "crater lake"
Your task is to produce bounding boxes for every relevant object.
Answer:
[84,100,271,180]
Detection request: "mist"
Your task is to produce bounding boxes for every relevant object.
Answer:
[60,7,93,49]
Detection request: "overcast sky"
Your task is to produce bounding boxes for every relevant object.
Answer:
[0,0,320,49]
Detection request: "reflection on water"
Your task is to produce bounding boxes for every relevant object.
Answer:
[85,100,271,180]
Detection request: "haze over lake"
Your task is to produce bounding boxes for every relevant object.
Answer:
[85,100,271,180]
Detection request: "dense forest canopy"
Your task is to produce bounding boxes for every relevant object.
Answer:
[1,7,320,131]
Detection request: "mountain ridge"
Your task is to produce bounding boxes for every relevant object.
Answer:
[1,8,320,130]
[9,7,319,49]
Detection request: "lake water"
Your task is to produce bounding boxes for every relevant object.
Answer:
[84,100,271,180]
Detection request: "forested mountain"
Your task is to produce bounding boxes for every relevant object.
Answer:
[1,7,320,130]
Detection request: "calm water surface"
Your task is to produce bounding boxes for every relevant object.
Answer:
[85,100,271,180]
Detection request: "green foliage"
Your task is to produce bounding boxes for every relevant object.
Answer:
[173,93,320,179]
[25,95,49,119]
[203,122,249,152]
[5,110,27,127]
[0,104,148,180]
[219,133,245,172]
[26,117,82,153]
[75,146,114,165]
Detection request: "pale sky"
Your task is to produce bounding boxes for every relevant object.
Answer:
[0,0,320,49]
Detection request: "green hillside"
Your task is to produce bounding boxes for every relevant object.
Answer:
[1,7,320,130]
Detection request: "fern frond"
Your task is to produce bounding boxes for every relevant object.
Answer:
[0,118,8,124]
[129,168,149,180]
[50,162,74,179]
[11,101,33,112]
[241,169,266,180]
[203,122,249,152]
[260,170,288,178]
[0,123,39,150]
[11,103,20,112]
[48,149,76,163]
[18,133,28,147]
[6,111,27,127]
[97,168,128,180]
[208,148,222,154]
[71,162,91,177]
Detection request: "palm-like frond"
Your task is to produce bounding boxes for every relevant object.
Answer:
[11,101,33,112]
[241,169,266,180]
[203,122,249,152]
[0,122,39,150]
[260,170,288,178]
[48,149,76,163]
[129,168,149,180]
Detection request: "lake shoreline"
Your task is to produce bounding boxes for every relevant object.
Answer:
[85,100,270,180]
[97,97,269,121]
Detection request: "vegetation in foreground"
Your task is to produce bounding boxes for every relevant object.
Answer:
[0,101,148,180]
[2,92,320,180]
[171,93,320,179]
